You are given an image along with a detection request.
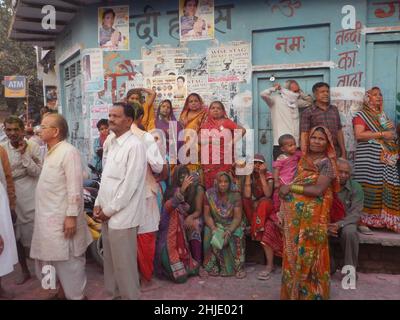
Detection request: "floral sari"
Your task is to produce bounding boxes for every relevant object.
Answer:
[280,126,340,300]
[154,165,201,283]
[203,172,245,276]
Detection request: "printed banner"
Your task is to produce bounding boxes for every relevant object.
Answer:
[207,43,251,83]
[98,6,129,51]
[179,0,214,42]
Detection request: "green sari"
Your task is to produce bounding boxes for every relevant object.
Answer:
[203,173,245,276]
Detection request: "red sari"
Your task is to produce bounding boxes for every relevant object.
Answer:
[201,110,239,190]
[243,171,274,241]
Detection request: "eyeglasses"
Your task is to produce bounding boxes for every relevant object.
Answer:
[40,125,56,130]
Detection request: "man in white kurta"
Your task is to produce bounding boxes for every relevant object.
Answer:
[0,145,18,298]
[2,116,42,283]
[30,113,92,300]
[95,102,147,300]
[130,102,164,285]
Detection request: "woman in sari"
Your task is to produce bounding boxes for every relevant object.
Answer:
[203,172,246,278]
[200,101,246,190]
[353,87,400,233]
[126,87,156,131]
[242,154,274,240]
[154,165,204,283]
[179,93,208,175]
[279,126,340,300]
[155,99,184,160]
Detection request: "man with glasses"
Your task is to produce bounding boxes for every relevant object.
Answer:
[30,113,92,300]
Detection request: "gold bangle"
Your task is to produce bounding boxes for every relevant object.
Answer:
[290,184,304,194]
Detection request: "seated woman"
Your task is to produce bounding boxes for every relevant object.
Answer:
[242,154,274,240]
[203,172,246,279]
[279,126,340,300]
[154,165,204,283]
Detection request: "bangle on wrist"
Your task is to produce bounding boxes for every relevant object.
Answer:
[290,184,304,194]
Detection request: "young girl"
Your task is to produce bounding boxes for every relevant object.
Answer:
[257,134,301,280]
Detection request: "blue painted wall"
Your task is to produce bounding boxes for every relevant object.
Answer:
[54,0,400,164]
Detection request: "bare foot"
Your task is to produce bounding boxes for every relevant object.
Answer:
[15,272,31,285]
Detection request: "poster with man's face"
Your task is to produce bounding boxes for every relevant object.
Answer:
[179,0,214,42]
[98,6,129,51]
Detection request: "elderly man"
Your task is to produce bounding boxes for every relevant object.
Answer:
[1,116,42,284]
[260,80,313,160]
[329,158,364,276]
[30,113,92,300]
[300,82,347,158]
[94,102,147,300]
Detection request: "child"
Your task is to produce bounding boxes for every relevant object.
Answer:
[273,134,302,213]
[257,134,301,281]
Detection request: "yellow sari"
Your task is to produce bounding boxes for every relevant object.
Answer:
[179,97,207,174]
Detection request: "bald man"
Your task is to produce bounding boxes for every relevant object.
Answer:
[30,113,92,300]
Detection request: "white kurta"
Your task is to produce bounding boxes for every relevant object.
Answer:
[96,131,147,230]
[260,87,312,146]
[1,140,42,247]
[0,159,18,277]
[131,124,164,234]
[30,141,92,262]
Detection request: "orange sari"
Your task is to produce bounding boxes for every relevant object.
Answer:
[280,126,339,300]
[179,103,207,174]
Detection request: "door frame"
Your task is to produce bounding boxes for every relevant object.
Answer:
[366,33,400,124]
[366,32,400,89]
[252,68,330,153]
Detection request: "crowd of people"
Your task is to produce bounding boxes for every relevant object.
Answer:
[0,81,399,300]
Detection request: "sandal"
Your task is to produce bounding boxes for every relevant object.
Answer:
[235,270,247,279]
[257,270,272,280]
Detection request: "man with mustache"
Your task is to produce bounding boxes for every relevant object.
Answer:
[2,116,42,284]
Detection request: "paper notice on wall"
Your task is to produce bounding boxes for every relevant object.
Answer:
[147,75,188,116]
[90,105,110,139]
[82,49,104,93]
[141,46,189,77]
[187,75,212,105]
[330,86,365,102]
[330,87,365,155]
[207,43,251,83]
